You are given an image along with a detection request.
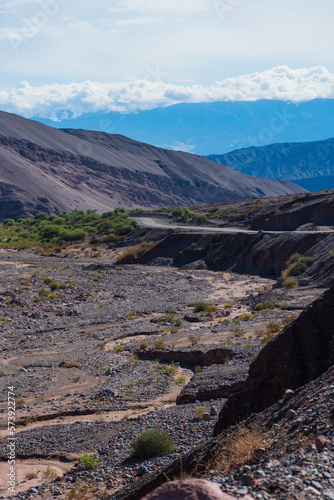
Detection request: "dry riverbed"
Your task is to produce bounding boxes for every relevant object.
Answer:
[0,249,323,499]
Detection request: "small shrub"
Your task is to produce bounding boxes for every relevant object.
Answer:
[127,311,136,320]
[154,340,165,350]
[195,406,207,418]
[176,375,186,384]
[167,364,177,378]
[47,293,58,301]
[41,465,58,482]
[283,278,298,289]
[113,345,125,353]
[282,315,297,325]
[254,299,278,311]
[224,303,233,309]
[188,335,199,346]
[78,454,101,470]
[206,305,218,315]
[49,281,60,290]
[267,321,281,333]
[16,398,25,409]
[193,301,208,313]
[139,341,148,350]
[170,327,179,334]
[195,365,202,374]
[130,429,175,458]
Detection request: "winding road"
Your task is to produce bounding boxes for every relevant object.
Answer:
[131,217,334,235]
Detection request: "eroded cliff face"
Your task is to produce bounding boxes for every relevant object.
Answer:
[213,280,334,435]
[139,231,334,286]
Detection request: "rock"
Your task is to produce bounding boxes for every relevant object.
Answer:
[137,466,149,477]
[283,389,294,400]
[210,406,218,416]
[293,395,309,409]
[184,314,204,323]
[141,479,237,499]
[202,413,211,422]
[214,281,334,434]
[315,435,327,450]
[286,409,296,419]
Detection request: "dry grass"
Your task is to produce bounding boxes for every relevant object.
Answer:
[210,426,265,474]
[61,361,78,368]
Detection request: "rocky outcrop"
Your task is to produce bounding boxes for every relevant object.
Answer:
[139,230,334,286]
[176,364,248,404]
[213,280,334,435]
[135,347,235,367]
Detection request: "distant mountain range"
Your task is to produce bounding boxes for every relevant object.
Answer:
[0,111,304,220]
[207,138,334,192]
[34,99,334,156]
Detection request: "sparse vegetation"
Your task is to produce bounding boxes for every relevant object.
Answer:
[78,454,101,470]
[154,339,166,350]
[41,465,58,482]
[193,301,208,313]
[195,406,207,418]
[283,278,298,289]
[130,429,175,458]
[284,253,314,277]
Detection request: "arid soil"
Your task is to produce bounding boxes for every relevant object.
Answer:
[0,247,328,499]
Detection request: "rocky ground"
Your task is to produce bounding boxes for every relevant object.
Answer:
[0,246,329,499]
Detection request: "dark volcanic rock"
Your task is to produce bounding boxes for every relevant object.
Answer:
[213,280,334,435]
[176,364,248,404]
[135,346,235,367]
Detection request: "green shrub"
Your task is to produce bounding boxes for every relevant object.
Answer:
[193,301,208,313]
[78,454,100,469]
[130,429,175,458]
[154,340,165,350]
[286,253,313,276]
[195,406,207,418]
[283,278,298,289]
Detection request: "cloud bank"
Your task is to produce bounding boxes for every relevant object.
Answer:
[1,66,334,121]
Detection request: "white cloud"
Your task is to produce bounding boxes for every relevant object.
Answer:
[1,66,334,120]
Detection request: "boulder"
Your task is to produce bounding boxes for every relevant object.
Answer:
[141,479,238,500]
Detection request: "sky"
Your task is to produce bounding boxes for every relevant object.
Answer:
[1,0,334,119]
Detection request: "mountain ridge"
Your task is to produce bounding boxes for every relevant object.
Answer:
[0,110,304,220]
[207,137,334,191]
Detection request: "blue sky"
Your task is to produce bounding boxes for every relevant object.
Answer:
[1,0,334,119]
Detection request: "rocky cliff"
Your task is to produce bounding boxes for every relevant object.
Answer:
[213,279,334,435]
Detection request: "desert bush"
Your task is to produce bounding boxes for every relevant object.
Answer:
[206,305,218,315]
[212,425,264,474]
[254,298,278,311]
[193,301,208,313]
[41,465,58,482]
[285,253,313,276]
[139,341,148,350]
[112,345,125,353]
[154,340,165,350]
[282,315,297,325]
[130,429,175,458]
[195,406,207,418]
[283,278,298,289]
[78,454,100,469]
[188,335,199,346]
[266,321,281,333]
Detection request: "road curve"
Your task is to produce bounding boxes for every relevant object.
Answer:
[131,217,334,235]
